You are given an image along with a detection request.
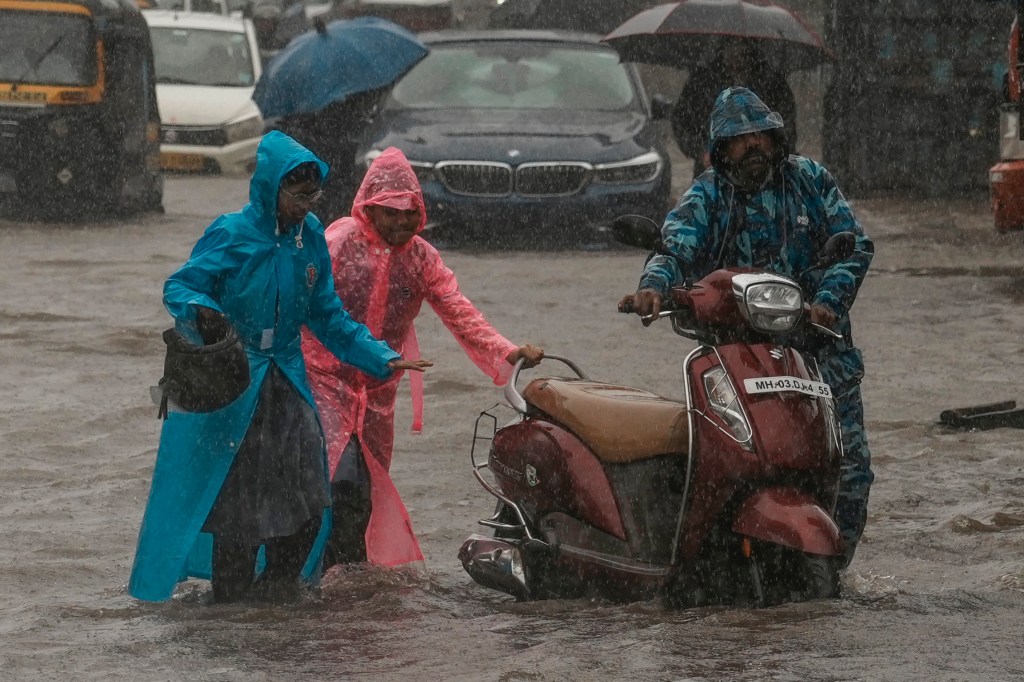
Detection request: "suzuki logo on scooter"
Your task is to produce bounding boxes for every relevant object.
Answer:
[525,464,538,487]
[770,347,784,359]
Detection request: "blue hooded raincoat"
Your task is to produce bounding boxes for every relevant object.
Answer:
[639,87,874,565]
[129,131,399,602]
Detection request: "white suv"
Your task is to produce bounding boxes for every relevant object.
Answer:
[144,10,264,175]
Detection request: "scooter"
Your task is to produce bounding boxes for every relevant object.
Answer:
[458,218,854,607]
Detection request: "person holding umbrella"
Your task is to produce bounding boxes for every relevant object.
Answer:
[601,0,830,180]
[671,38,797,178]
[272,86,387,226]
[128,131,431,604]
[253,16,430,225]
[620,87,874,570]
[301,146,544,569]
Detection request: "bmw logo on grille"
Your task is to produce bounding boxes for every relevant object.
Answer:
[507,149,520,158]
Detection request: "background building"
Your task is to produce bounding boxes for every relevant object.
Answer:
[822,0,1012,195]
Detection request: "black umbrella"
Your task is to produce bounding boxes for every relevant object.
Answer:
[488,0,658,35]
[602,0,832,72]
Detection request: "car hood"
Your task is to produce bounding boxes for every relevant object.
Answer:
[157,85,260,126]
[363,107,655,164]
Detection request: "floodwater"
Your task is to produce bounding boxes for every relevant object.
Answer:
[1,175,1023,681]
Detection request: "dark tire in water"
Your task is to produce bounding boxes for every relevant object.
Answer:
[747,545,840,607]
[795,553,840,601]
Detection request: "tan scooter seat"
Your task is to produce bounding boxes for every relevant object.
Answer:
[522,378,689,463]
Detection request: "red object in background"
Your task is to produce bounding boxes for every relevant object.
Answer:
[990,160,1024,231]
[991,10,1024,231]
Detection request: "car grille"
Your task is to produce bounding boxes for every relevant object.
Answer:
[436,161,512,196]
[515,163,591,196]
[434,161,593,197]
[162,125,226,147]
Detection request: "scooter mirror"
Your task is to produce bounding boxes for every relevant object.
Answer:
[610,214,662,250]
[817,232,856,267]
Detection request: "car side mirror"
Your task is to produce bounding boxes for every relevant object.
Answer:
[650,94,674,121]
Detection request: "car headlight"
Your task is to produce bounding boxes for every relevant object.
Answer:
[593,151,663,184]
[702,365,752,448]
[731,273,803,333]
[223,113,263,144]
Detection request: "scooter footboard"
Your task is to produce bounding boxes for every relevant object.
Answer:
[732,488,843,556]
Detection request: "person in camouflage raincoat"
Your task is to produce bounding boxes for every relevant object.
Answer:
[624,87,874,568]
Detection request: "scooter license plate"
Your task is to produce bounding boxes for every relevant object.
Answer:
[743,377,833,399]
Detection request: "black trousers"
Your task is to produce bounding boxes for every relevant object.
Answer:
[324,480,372,568]
[322,436,373,569]
[211,516,321,603]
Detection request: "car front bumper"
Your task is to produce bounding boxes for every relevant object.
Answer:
[160,136,261,175]
[420,179,673,241]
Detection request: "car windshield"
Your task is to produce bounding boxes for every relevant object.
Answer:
[0,11,97,86]
[150,26,255,87]
[389,43,640,111]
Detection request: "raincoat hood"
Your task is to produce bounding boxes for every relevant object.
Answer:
[247,130,330,234]
[707,86,787,165]
[351,146,427,238]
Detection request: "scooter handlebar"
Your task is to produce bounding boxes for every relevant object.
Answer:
[618,293,680,324]
[644,309,679,324]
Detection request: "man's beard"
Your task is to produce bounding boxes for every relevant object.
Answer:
[727,149,773,190]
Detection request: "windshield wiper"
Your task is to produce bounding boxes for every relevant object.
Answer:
[13,35,64,84]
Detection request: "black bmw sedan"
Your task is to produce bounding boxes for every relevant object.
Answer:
[357,30,673,246]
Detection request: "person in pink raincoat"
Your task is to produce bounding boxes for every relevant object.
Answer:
[300,147,544,568]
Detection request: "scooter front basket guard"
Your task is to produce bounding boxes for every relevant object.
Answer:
[470,404,502,470]
[470,403,536,541]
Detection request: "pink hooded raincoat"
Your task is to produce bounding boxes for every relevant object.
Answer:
[301,147,517,566]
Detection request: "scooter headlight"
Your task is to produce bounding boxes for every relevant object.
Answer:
[702,365,752,448]
[732,273,803,333]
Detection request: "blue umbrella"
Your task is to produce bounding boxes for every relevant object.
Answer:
[252,16,429,119]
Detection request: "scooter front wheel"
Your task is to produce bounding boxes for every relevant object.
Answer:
[795,553,840,601]
[747,545,840,606]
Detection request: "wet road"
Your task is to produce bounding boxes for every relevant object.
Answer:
[1,176,1023,681]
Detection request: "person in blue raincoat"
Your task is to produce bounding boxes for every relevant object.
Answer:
[620,87,874,569]
[129,131,431,603]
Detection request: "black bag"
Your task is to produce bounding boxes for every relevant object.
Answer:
[156,324,250,419]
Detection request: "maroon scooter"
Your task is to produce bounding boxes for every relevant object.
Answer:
[458,219,853,607]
